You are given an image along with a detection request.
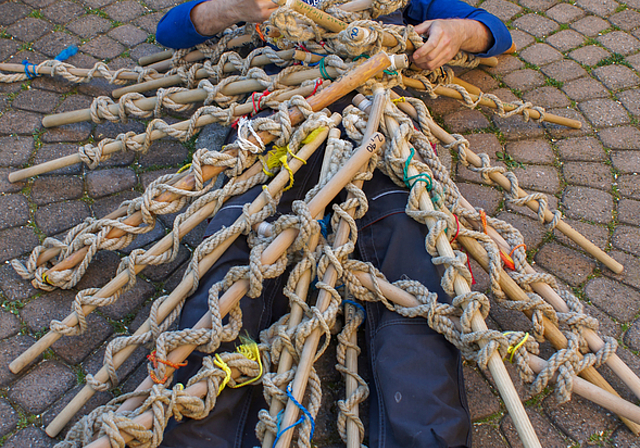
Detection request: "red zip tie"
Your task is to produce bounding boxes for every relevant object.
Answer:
[463,248,476,285]
[252,90,271,114]
[147,350,188,384]
[450,213,460,243]
[308,79,322,98]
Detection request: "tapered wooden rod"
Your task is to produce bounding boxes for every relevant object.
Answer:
[457,197,640,403]
[113,50,324,98]
[44,114,340,437]
[29,84,323,276]
[401,76,582,129]
[457,229,640,434]
[260,128,339,448]
[113,133,385,416]
[8,81,320,183]
[378,94,541,448]
[410,102,622,274]
[138,50,174,66]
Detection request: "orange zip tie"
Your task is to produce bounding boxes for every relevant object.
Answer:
[509,243,527,258]
[479,210,516,271]
[255,24,266,41]
[147,350,188,384]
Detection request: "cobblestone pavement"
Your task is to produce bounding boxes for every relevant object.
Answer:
[0,0,639,446]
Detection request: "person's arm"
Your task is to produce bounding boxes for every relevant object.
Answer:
[404,0,512,70]
[156,0,278,49]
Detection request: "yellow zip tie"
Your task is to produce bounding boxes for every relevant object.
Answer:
[176,163,191,174]
[301,126,326,145]
[504,332,529,363]
[392,96,406,104]
[213,354,232,395]
[231,336,264,388]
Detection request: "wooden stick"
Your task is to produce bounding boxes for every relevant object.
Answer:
[377,92,541,448]
[401,76,583,129]
[44,114,340,437]
[0,62,162,82]
[112,133,385,417]
[9,81,319,183]
[452,76,482,96]
[11,50,397,373]
[113,50,324,98]
[138,50,173,67]
[390,94,622,274]
[457,228,640,434]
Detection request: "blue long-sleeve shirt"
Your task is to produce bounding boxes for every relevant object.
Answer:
[156,0,512,57]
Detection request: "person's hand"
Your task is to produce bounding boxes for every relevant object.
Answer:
[192,0,279,36]
[412,19,492,71]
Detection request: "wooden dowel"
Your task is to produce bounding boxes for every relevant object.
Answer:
[457,229,640,434]
[416,109,622,274]
[0,62,161,82]
[138,50,173,67]
[44,115,340,437]
[452,76,482,96]
[337,0,371,11]
[378,92,541,448]
[8,82,319,184]
[112,133,384,417]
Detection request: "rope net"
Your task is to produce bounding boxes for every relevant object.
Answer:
[2,1,625,447]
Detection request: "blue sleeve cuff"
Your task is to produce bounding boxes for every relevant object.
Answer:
[156,0,213,49]
[404,0,512,58]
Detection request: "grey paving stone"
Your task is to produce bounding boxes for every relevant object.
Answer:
[598,125,640,149]
[597,31,640,55]
[618,88,640,118]
[535,242,596,285]
[561,77,610,101]
[618,173,640,200]
[458,69,499,92]
[101,279,155,320]
[30,75,74,94]
[90,190,138,218]
[0,398,18,437]
[519,43,564,66]
[609,9,640,31]
[625,319,640,351]
[0,335,40,387]
[82,342,147,386]
[570,15,611,36]
[12,89,61,114]
[506,139,555,165]
[34,143,83,176]
[82,0,117,7]
[613,224,640,256]
[545,29,585,52]
[576,0,619,15]
[611,150,640,174]
[0,263,37,301]
[569,45,611,66]
[41,122,92,144]
[30,175,84,205]
[135,11,165,34]
[144,244,190,282]
[0,227,39,263]
[129,43,165,62]
[611,425,640,447]
[86,168,138,198]
[618,199,640,226]
[540,59,588,83]
[43,0,85,23]
[9,361,76,414]
[510,30,536,51]
[457,134,501,164]
[117,220,165,254]
[75,250,121,290]
[108,24,149,47]
[511,164,561,193]
[546,3,586,23]
[456,183,503,214]
[523,86,570,109]
[33,32,81,58]
[562,185,614,223]
[2,427,55,448]
[21,289,76,333]
[562,161,612,190]
[513,13,559,38]
[544,393,617,444]
[6,18,53,43]
[0,311,21,340]
[0,136,33,167]
[501,409,569,448]
[52,314,114,364]
[67,15,112,39]
[138,139,189,168]
[471,424,509,448]
[586,276,640,321]
[477,0,522,21]
[606,250,640,290]
[628,52,640,72]
[0,110,42,135]
[579,98,631,127]
[593,64,640,91]
[42,384,112,436]
[0,2,31,26]
[35,200,91,236]
[491,114,545,140]
[463,365,500,421]
[80,36,125,61]
[0,194,29,231]
[442,110,490,133]
[502,68,546,91]
[518,0,560,11]
[104,0,146,22]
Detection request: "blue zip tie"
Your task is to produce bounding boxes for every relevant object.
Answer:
[317,213,331,239]
[22,60,38,80]
[54,45,78,61]
[272,383,315,447]
[343,299,366,324]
